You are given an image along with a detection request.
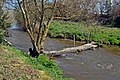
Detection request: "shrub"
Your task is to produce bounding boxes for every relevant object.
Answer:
[0,29,4,43]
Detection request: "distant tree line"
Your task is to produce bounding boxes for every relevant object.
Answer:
[4,0,120,27]
[52,0,120,27]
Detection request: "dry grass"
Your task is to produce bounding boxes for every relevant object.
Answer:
[0,45,52,80]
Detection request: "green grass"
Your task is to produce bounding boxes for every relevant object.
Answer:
[0,45,50,80]
[0,45,73,80]
[0,29,4,43]
[49,21,120,45]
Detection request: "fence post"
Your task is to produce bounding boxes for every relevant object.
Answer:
[74,35,75,47]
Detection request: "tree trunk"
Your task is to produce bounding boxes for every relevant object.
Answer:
[44,43,98,58]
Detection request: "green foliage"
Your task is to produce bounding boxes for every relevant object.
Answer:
[0,5,10,44]
[0,45,52,80]
[24,54,71,80]
[49,21,84,38]
[7,47,72,80]
[0,29,4,43]
[0,10,10,30]
[49,21,120,45]
[0,10,10,43]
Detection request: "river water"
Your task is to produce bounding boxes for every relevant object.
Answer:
[5,22,120,80]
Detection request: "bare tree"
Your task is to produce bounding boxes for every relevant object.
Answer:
[13,0,80,57]
[6,0,120,57]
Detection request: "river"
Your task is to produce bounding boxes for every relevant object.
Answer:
[5,22,120,80]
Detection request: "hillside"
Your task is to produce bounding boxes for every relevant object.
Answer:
[0,45,52,80]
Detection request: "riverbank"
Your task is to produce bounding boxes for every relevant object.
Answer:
[4,22,120,80]
[0,45,72,80]
[104,45,120,56]
[49,21,120,46]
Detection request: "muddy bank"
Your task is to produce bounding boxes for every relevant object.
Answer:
[104,45,120,56]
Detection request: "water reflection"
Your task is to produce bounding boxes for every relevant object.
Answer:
[9,21,18,29]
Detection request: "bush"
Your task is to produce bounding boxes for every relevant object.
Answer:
[0,11,10,30]
[20,53,71,80]
[0,29,4,43]
[25,54,64,79]
[0,7,10,43]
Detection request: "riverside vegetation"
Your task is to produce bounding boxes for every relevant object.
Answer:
[0,13,72,80]
[0,22,72,79]
[1,20,119,79]
[49,21,120,46]
[0,25,72,79]
[0,44,73,80]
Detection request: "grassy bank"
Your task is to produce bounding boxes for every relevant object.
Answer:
[0,45,72,80]
[49,21,120,45]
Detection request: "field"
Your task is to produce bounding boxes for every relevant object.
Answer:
[49,21,120,45]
